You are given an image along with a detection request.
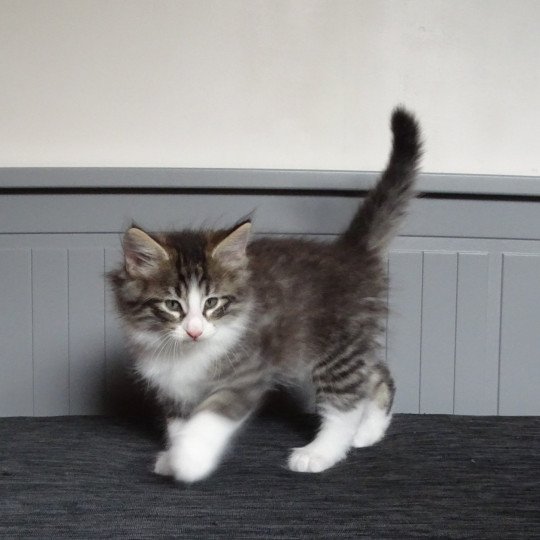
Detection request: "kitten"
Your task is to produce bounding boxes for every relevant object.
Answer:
[109,107,421,482]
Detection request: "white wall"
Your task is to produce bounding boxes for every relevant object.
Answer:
[0,0,538,175]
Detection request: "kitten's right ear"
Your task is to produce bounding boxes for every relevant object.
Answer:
[123,228,169,277]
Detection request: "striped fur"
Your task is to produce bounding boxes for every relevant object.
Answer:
[109,107,422,481]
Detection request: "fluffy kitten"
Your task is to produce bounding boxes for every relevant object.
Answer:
[109,107,421,482]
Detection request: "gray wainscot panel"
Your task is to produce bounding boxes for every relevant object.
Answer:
[387,251,423,414]
[0,249,33,416]
[68,248,107,415]
[499,254,540,415]
[454,253,498,415]
[1,168,540,416]
[32,249,69,416]
[419,252,458,414]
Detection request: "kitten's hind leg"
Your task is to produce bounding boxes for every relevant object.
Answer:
[289,352,395,472]
[353,377,394,447]
[352,400,392,448]
[288,403,365,473]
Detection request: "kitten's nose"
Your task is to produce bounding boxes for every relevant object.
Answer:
[186,328,203,340]
[186,316,203,340]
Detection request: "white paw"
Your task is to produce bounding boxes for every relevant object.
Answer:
[169,436,218,483]
[153,450,173,476]
[288,446,335,473]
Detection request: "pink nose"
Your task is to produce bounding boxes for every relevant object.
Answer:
[187,328,203,340]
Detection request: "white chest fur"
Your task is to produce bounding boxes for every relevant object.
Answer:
[137,346,215,405]
[134,313,250,406]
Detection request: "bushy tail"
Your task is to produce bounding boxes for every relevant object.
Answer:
[340,107,422,251]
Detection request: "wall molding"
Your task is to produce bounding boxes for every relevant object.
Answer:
[1,168,539,197]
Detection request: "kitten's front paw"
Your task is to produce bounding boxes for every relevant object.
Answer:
[169,436,217,483]
[153,450,173,476]
[288,446,334,473]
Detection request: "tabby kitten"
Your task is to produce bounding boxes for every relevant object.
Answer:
[109,107,421,482]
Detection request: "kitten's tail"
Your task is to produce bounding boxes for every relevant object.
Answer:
[340,107,422,251]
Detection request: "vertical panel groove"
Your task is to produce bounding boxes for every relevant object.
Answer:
[30,249,35,415]
[103,248,107,411]
[452,254,460,414]
[67,249,71,414]
[30,249,36,416]
[418,252,424,413]
[497,254,505,415]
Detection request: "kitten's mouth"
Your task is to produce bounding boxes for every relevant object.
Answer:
[186,334,204,344]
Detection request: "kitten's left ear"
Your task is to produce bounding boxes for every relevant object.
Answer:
[212,222,251,266]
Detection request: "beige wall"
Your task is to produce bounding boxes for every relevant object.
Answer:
[0,0,538,175]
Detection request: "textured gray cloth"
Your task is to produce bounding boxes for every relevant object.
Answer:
[0,413,539,539]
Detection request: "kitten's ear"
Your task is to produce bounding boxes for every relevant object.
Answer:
[123,227,169,277]
[212,222,251,267]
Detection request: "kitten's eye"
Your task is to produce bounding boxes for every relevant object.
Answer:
[204,297,218,309]
[164,299,181,311]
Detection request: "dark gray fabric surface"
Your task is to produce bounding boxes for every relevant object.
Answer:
[0,413,539,539]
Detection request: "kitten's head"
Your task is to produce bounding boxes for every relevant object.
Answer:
[109,221,252,351]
